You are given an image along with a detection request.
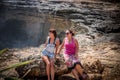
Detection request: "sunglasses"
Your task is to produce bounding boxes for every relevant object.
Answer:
[66,32,70,35]
[49,31,54,33]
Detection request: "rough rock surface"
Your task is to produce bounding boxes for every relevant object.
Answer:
[0,45,68,78]
[0,0,120,80]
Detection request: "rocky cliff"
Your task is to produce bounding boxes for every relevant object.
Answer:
[0,0,120,80]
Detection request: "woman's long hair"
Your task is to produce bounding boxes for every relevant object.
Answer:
[49,28,57,38]
[67,29,75,36]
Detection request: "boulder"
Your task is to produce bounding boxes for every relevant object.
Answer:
[15,51,68,78]
[83,57,104,74]
[58,73,76,80]
[82,57,104,80]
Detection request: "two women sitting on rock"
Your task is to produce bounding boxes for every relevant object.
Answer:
[41,28,88,80]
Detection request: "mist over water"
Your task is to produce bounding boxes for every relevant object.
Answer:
[0,18,48,49]
[0,8,70,49]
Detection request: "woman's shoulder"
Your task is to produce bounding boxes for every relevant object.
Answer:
[73,37,78,43]
[62,37,67,41]
[64,37,67,40]
[73,37,77,40]
[55,37,60,43]
[47,36,50,39]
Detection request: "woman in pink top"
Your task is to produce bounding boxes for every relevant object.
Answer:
[57,30,88,80]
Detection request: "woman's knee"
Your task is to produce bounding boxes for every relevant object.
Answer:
[42,56,51,66]
[51,62,54,68]
[75,64,83,69]
[50,62,54,70]
[46,61,51,66]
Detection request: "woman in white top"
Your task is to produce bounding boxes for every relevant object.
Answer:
[41,28,60,80]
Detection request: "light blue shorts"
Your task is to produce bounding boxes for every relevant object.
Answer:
[42,49,55,59]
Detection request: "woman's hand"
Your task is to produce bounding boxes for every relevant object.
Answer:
[75,54,78,58]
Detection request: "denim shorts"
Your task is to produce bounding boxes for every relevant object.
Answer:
[42,49,55,59]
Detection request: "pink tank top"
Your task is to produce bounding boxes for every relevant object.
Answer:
[64,37,76,55]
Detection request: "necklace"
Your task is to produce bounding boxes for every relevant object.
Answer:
[68,38,72,43]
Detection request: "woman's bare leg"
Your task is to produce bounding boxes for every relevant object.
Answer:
[42,56,51,80]
[71,69,79,80]
[75,64,84,75]
[50,58,55,80]
[75,64,89,80]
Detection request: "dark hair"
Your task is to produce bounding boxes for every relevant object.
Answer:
[67,29,75,36]
[49,28,57,38]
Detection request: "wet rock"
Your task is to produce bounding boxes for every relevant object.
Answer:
[88,73,102,80]
[102,64,120,80]
[79,40,120,80]
[1,69,19,78]
[0,78,4,80]
[83,58,104,74]
[0,49,19,78]
[70,23,89,34]
[58,73,76,80]
[94,21,120,33]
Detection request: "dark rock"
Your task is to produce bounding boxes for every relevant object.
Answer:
[15,52,68,78]
[88,74,102,80]
[58,74,76,80]
[83,59,104,74]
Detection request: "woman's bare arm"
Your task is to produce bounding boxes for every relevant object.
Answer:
[57,38,65,54]
[74,38,79,58]
[55,38,60,54]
